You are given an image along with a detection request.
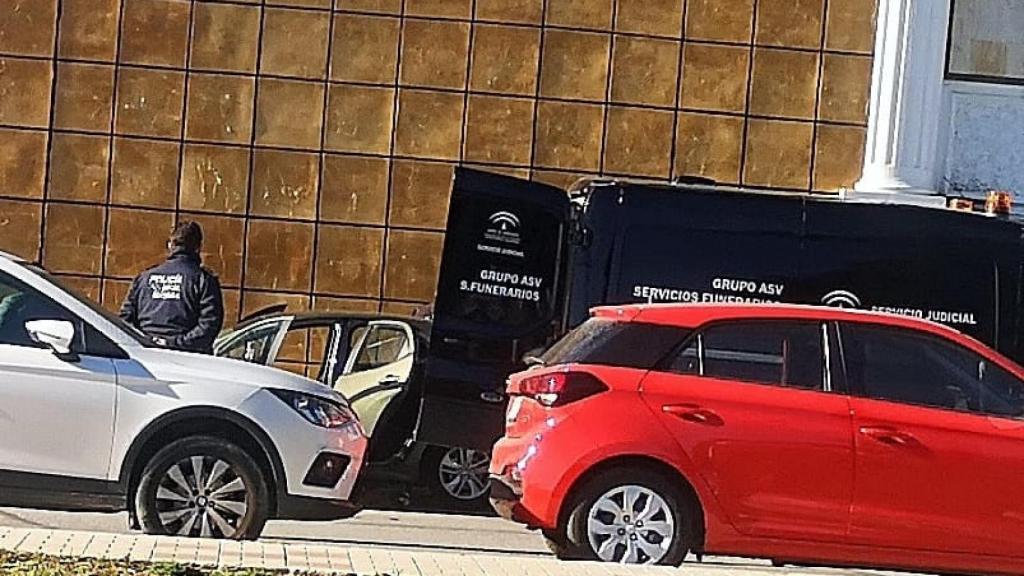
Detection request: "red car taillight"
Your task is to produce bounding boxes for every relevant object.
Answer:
[511,372,608,407]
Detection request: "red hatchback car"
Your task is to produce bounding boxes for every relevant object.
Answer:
[490,304,1024,574]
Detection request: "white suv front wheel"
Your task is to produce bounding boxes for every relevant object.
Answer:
[136,436,270,540]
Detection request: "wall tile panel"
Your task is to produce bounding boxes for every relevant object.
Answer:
[2,0,876,317]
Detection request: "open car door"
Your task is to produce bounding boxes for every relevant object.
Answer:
[420,168,571,451]
[334,320,415,437]
[217,314,422,461]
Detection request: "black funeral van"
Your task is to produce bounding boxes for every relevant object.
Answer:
[418,168,1024,451]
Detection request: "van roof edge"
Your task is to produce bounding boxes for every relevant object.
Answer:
[569,175,1019,220]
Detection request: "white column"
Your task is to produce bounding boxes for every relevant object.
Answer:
[854,0,952,197]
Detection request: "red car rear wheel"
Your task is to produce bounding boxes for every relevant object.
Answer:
[557,467,697,566]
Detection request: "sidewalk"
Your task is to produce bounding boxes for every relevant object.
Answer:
[0,526,873,576]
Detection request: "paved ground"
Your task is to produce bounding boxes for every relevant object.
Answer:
[0,507,546,557]
[0,508,923,575]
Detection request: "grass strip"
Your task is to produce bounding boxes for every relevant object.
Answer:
[0,550,294,576]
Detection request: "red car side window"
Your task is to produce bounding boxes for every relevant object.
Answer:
[841,323,1024,417]
[671,322,824,391]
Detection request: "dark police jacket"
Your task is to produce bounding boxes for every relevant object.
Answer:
[119,250,224,354]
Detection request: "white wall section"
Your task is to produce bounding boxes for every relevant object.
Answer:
[944,82,1024,196]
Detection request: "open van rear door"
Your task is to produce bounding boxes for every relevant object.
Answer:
[418,168,570,450]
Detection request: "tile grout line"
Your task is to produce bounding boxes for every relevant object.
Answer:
[38,0,66,268]
[598,0,620,177]
[738,0,760,189]
[8,103,871,141]
[174,0,199,227]
[526,0,550,181]
[236,0,269,321]
[96,0,128,306]
[807,0,831,192]
[376,0,408,314]
[1,528,30,553]
[669,0,688,181]
[0,38,875,71]
[310,0,339,322]
[458,0,478,168]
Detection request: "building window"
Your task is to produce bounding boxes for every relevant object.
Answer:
[947,0,1024,84]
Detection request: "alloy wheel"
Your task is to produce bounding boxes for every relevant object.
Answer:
[438,447,490,501]
[154,456,250,538]
[586,485,675,564]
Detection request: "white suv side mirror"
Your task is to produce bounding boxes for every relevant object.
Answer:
[25,319,76,357]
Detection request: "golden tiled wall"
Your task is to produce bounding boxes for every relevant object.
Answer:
[0,0,876,323]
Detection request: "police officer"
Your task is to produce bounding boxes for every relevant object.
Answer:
[120,221,224,354]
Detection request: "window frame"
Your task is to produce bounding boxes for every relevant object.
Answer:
[270,322,336,379]
[944,0,1024,86]
[836,320,1024,418]
[342,320,415,376]
[215,316,290,366]
[661,318,833,393]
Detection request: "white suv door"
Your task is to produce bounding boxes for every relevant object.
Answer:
[0,270,116,480]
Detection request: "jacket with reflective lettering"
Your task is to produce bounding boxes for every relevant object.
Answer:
[119,250,224,354]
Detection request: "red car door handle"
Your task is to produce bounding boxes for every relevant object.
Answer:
[663,404,718,424]
[859,426,914,446]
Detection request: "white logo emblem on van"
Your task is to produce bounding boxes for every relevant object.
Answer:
[489,211,520,231]
[485,211,522,246]
[822,290,862,309]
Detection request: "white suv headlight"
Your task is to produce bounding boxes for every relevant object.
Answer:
[270,390,360,431]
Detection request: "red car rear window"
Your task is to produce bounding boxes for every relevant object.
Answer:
[540,318,689,369]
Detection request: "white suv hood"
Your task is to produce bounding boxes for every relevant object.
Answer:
[127,346,344,403]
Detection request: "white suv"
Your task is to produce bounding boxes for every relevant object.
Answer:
[0,251,367,539]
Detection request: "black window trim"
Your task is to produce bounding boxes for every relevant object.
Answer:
[836,320,1024,420]
[660,318,833,394]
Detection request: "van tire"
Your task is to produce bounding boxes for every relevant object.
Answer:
[559,468,694,566]
[422,446,491,509]
[136,436,270,540]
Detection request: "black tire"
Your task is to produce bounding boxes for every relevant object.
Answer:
[421,446,491,510]
[136,436,270,540]
[557,468,697,566]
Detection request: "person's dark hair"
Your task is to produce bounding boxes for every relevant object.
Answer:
[170,221,203,253]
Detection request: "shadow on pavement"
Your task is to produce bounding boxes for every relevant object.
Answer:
[354,485,496,518]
